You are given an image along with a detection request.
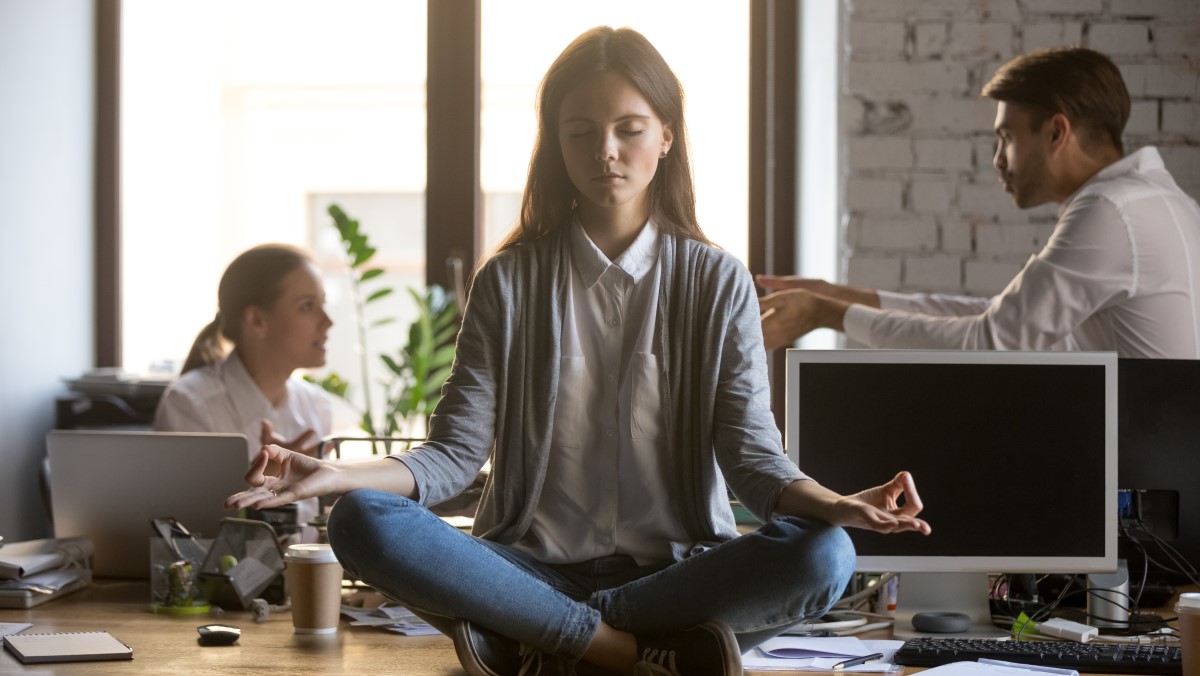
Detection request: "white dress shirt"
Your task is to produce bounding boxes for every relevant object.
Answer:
[154,351,333,457]
[515,219,690,565]
[843,147,1200,358]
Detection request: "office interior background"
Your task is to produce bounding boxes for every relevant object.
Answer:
[2,0,1197,543]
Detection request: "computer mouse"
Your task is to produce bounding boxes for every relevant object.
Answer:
[197,624,241,646]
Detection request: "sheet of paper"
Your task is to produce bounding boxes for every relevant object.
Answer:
[743,638,905,672]
[919,661,1078,676]
[0,623,33,638]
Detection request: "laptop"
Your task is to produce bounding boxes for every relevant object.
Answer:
[46,430,250,579]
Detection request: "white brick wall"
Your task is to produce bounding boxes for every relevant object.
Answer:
[839,0,1200,297]
[904,256,963,290]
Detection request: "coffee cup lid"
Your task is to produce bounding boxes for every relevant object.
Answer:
[285,543,338,564]
[1176,592,1200,612]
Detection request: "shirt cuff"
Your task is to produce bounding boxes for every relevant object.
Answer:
[843,304,883,347]
[877,289,919,312]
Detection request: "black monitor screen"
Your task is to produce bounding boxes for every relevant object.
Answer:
[793,356,1111,570]
[1118,357,1200,569]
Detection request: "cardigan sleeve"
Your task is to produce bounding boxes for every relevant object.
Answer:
[706,253,807,522]
[389,257,506,506]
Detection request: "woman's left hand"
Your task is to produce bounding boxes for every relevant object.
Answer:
[827,471,931,535]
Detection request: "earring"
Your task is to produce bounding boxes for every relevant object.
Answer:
[660,150,669,159]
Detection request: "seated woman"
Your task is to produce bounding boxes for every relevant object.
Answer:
[156,243,336,531]
[227,28,930,676]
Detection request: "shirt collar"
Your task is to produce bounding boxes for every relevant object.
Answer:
[568,217,661,288]
[1059,147,1164,216]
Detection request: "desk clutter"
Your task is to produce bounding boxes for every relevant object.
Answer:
[0,536,93,609]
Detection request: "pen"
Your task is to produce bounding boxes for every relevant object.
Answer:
[832,652,885,670]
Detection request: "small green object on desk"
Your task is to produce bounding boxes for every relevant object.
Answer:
[149,601,212,615]
[218,555,239,573]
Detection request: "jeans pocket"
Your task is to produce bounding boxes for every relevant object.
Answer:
[555,356,586,447]
[631,353,664,439]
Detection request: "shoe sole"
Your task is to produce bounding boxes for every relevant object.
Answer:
[698,621,743,675]
[453,621,504,676]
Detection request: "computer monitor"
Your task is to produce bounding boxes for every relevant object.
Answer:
[1118,358,1200,579]
[785,349,1118,637]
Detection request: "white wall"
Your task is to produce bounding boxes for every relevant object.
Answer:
[0,0,95,540]
[840,0,1200,295]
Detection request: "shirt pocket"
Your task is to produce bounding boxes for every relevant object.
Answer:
[554,356,587,447]
[631,352,665,439]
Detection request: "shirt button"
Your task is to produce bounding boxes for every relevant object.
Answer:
[609,319,619,326]
[605,428,615,438]
[604,481,616,492]
[606,374,616,383]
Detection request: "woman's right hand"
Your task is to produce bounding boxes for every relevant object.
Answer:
[224,444,339,511]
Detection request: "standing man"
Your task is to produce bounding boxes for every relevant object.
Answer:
[759,47,1200,358]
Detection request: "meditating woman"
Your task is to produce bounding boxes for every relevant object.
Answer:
[227,28,929,676]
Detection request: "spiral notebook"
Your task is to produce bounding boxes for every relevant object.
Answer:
[2,631,133,664]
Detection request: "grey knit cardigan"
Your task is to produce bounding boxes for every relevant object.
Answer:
[394,228,807,560]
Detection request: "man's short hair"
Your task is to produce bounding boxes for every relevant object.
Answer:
[982,46,1130,154]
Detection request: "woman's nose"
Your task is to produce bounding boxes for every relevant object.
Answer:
[594,133,617,162]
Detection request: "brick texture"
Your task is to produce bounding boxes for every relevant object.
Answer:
[839,0,1200,299]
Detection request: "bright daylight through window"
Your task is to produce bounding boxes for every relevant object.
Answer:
[121,1,749,430]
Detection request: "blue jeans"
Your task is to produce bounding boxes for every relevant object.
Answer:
[328,489,855,661]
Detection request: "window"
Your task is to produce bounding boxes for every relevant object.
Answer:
[120,0,750,376]
[121,0,427,390]
[111,2,784,425]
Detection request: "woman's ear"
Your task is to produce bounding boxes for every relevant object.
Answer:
[243,305,268,339]
[661,124,674,157]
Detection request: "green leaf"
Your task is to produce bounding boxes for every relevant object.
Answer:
[431,345,457,369]
[380,354,403,376]
[434,323,459,347]
[359,268,385,282]
[352,245,377,267]
[366,287,394,303]
[370,317,397,328]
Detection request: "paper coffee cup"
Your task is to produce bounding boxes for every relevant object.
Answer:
[1177,592,1200,676]
[285,544,343,635]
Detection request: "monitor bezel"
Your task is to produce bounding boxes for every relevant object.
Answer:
[784,349,1118,574]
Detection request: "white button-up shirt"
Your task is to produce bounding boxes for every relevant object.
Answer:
[515,219,690,565]
[154,351,333,457]
[844,147,1200,358]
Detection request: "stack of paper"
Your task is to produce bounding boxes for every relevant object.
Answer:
[340,603,440,636]
[0,537,93,609]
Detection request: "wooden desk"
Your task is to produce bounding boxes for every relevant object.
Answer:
[1,580,1187,675]
[0,580,869,675]
[0,579,461,675]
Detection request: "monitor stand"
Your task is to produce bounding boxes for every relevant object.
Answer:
[892,572,1007,639]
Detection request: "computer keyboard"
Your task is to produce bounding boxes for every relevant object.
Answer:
[893,637,1182,675]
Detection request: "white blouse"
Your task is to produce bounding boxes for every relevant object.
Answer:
[515,219,691,566]
[154,351,333,458]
